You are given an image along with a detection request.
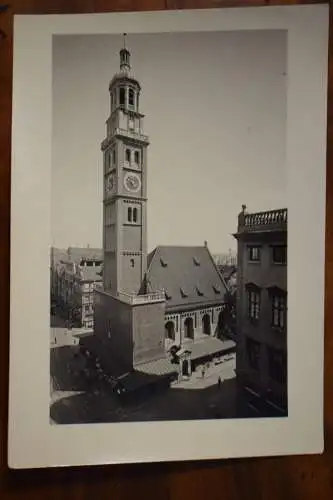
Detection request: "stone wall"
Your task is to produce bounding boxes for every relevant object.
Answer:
[132,301,166,365]
[94,290,133,375]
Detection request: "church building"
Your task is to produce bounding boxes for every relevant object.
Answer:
[92,39,235,390]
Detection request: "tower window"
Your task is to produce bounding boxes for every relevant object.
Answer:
[130,259,135,268]
[129,89,134,106]
[112,149,116,164]
[125,149,131,163]
[134,151,140,165]
[128,207,132,222]
[119,87,125,106]
[133,207,138,223]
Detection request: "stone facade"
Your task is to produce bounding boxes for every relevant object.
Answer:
[94,289,166,375]
[92,42,234,385]
[164,305,223,347]
[51,247,103,329]
[234,206,287,416]
[101,44,148,296]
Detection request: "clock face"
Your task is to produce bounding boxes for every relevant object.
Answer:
[106,174,115,194]
[124,172,141,193]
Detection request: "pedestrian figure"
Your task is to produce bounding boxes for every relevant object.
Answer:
[202,367,205,378]
[218,376,222,388]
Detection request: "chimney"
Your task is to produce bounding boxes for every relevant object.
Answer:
[204,240,208,248]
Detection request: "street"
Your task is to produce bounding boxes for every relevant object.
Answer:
[50,326,239,424]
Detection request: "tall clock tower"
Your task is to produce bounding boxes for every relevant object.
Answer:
[101,38,149,295]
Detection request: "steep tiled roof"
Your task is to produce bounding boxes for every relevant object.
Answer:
[144,246,228,311]
[79,266,103,283]
[67,247,103,263]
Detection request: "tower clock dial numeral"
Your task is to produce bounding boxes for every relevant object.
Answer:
[124,172,141,193]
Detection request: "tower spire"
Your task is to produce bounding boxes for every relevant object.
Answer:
[120,33,130,72]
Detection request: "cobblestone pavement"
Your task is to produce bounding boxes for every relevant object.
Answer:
[50,325,239,424]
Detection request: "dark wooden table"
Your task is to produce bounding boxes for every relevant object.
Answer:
[1,1,332,498]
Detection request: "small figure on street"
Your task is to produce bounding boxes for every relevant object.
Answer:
[218,376,222,388]
[202,367,205,378]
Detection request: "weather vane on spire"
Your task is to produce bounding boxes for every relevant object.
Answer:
[120,33,130,71]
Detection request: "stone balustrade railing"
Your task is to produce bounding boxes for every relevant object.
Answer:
[116,290,165,305]
[238,208,287,232]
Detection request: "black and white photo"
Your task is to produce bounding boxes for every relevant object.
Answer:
[50,30,288,424]
[8,6,327,469]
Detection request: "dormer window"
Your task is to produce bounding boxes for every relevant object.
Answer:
[196,286,204,297]
[160,257,168,267]
[180,287,188,298]
[213,285,221,294]
[165,290,172,300]
[193,257,200,266]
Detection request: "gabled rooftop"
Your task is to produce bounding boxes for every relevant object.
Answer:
[143,245,228,311]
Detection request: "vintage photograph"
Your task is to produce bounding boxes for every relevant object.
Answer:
[50,30,288,425]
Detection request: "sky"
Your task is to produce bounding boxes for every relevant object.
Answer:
[52,30,287,254]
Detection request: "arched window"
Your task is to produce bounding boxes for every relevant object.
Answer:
[128,207,132,222]
[125,149,131,163]
[133,207,138,223]
[129,88,134,106]
[130,259,135,268]
[119,87,125,106]
[134,151,140,165]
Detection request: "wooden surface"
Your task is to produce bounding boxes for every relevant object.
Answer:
[0,0,332,498]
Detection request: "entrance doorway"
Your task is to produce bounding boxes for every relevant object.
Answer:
[202,314,211,335]
[182,359,190,376]
[165,321,175,341]
[184,317,194,339]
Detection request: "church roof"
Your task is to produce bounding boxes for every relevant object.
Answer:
[67,247,103,264]
[144,245,228,311]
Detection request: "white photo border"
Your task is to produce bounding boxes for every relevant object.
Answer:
[9,5,328,469]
